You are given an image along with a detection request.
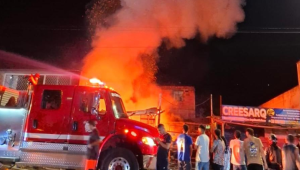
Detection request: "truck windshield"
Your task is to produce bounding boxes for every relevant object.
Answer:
[111,92,128,119]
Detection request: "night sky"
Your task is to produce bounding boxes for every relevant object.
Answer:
[1,0,300,107]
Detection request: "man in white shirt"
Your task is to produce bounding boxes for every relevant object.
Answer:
[195,125,210,170]
[229,130,246,170]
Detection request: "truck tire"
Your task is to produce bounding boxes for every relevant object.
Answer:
[101,148,139,170]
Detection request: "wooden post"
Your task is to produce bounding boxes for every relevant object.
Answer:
[210,94,213,146]
[220,95,224,136]
[220,95,222,117]
[157,93,162,126]
[221,123,225,136]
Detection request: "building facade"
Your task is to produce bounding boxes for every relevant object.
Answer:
[129,86,196,126]
[261,61,300,109]
[161,86,196,120]
[260,61,300,143]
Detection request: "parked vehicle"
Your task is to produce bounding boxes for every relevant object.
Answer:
[0,75,159,170]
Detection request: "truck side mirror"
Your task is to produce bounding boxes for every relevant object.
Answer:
[91,93,100,114]
[91,92,106,118]
[91,107,99,115]
[91,107,101,120]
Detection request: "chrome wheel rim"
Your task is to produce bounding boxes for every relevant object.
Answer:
[108,157,130,170]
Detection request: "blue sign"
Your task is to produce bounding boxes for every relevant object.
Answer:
[222,105,300,124]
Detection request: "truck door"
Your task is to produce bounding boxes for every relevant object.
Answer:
[68,87,110,144]
[25,85,75,142]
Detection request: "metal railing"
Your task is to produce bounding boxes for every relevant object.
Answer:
[2,74,76,90]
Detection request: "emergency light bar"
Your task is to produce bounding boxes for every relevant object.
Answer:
[88,78,116,91]
[89,78,105,85]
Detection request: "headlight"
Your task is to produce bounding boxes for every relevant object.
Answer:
[142,137,156,146]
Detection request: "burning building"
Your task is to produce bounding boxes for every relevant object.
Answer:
[82,0,246,123]
[160,86,195,120]
[129,86,195,125]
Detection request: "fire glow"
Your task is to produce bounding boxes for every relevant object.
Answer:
[82,0,245,118]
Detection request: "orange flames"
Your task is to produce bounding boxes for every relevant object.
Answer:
[82,0,245,115]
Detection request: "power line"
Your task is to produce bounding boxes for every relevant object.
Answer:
[162,96,210,107]
[238,31,300,34]
[196,97,210,107]
[3,25,300,33]
[161,97,178,106]
[238,28,300,34]
[0,25,85,31]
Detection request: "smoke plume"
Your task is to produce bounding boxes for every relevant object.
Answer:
[82,0,245,111]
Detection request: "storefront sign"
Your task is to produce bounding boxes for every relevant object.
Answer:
[222,105,300,124]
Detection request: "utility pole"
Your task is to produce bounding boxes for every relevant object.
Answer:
[220,95,224,136]
[157,93,162,126]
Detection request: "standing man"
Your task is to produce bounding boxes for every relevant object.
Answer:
[243,128,268,170]
[177,124,193,170]
[155,124,172,170]
[282,134,300,170]
[230,130,246,170]
[85,120,102,170]
[195,125,210,170]
[265,134,282,170]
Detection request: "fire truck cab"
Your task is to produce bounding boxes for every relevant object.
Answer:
[0,82,159,169]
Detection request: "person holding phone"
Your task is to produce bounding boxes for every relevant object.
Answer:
[155,124,172,170]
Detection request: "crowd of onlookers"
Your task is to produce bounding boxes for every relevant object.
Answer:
[155,124,300,170]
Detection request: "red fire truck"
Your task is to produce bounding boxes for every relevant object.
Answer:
[0,75,159,169]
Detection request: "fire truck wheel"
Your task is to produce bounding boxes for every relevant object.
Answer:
[101,148,139,170]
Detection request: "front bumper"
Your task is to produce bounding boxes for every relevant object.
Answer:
[143,155,157,170]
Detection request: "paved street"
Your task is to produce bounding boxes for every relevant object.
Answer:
[2,164,181,170]
[0,164,59,170]
[1,163,194,170]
